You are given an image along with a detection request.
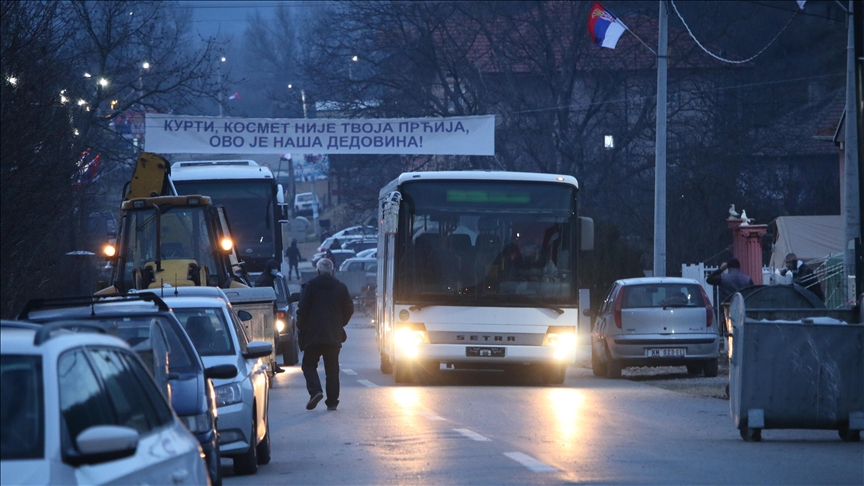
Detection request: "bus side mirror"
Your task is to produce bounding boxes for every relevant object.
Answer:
[579,217,594,251]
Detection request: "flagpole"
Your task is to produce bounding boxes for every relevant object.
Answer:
[625,27,658,57]
[653,0,668,277]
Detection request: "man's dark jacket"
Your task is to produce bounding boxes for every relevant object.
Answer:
[297,273,354,350]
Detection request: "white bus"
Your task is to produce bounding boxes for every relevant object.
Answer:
[376,171,593,383]
[171,160,286,275]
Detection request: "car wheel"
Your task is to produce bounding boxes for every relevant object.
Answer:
[591,345,607,377]
[208,438,222,486]
[839,428,861,442]
[380,353,393,374]
[686,363,703,375]
[740,427,761,442]
[232,414,259,475]
[393,360,413,383]
[256,415,271,465]
[703,358,719,377]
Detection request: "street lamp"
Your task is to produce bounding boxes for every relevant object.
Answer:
[218,56,226,117]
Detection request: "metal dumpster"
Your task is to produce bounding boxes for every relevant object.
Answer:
[726,293,864,442]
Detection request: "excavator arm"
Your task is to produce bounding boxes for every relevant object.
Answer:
[123,152,176,200]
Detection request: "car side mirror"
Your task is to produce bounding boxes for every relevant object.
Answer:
[205,364,238,380]
[67,425,139,466]
[243,341,273,360]
[237,310,253,321]
[288,292,300,303]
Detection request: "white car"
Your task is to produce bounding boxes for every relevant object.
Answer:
[355,248,377,259]
[162,296,273,476]
[293,192,320,216]
[0,320,209,486]
[330,225,377,239]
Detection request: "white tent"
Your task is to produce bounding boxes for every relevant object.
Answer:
[769,215,844,268]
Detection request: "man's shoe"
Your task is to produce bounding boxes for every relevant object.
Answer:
[306,392,324,410]
[327,405,337,411]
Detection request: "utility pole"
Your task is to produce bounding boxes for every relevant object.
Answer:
[843,0,861,303]
[653,0,668,277]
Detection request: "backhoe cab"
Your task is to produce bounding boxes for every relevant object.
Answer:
[97,153,249,295]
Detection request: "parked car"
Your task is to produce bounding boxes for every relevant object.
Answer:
[355,248,377,259]
[273,275,300,366]
[586,277,718,379]
[330,225,377,239]
[316,234,364,253]
[310,249,357,269]
[293,192,320,216]
[156,295,274,476]
[341,237,378,254]
[339,257,378,277]
[0,319,209,485]
[19,294,233,485]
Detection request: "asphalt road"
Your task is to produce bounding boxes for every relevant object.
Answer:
[222,314,863,485]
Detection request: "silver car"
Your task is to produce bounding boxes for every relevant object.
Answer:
[165,296,273,476]
[587,277,719,378]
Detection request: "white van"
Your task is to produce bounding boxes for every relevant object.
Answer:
[293,192,320,216]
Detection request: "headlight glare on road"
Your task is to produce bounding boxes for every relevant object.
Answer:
[215,382,243,407]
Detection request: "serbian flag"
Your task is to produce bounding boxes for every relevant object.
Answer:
[228,92,241,100]
[588,2,627,49]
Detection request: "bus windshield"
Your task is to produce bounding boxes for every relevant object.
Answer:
[173,180,276,271]
[395,180,578,306]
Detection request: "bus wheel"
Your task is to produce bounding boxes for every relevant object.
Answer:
[380,353,393,374]
[394,360,413,383]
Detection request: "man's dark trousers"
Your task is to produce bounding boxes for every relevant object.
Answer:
[302,344,341,408]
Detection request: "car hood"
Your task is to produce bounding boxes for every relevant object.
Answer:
[169,371,205,417]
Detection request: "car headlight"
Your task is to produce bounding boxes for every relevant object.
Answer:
[214,382,243,407]
[179,412,213,434]
[275,319,286,333]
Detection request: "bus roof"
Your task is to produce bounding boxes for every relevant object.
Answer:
[171,160,274,181]
[379,171,579,197]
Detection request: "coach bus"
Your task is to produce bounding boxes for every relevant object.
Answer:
[171,160,285,274]
[376,171,593,384]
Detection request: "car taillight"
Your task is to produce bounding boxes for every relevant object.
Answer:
[698,286,713,327]
[276,311,286,320]
[613,287,625,329]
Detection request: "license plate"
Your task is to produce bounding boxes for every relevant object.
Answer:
[646,348,685,358]
[466,347,505,357]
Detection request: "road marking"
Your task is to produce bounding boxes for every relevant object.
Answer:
[419,411,445,421]
[503,452,556,473]
[357,379,378,388]
[341,368,357,375]
[454,428,491,441]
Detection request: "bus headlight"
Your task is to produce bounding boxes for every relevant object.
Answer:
[544,327,577,360]
[394,327,427,358]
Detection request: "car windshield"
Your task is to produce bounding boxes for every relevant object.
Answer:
[90,316,198,371]
[0,354,43,460]
[172,307,236,356]
[623,284,705,308]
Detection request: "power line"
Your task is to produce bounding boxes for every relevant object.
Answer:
[507,72,844,116]
[669,0,801,64]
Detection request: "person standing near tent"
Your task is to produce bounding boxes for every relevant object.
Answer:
[780,253,825,301]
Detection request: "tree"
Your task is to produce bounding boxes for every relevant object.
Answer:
[0,0,223,317]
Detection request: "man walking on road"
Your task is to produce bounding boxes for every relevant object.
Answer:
[297,258,354,411]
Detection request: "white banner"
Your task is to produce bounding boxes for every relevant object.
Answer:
[145,114,495,155]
